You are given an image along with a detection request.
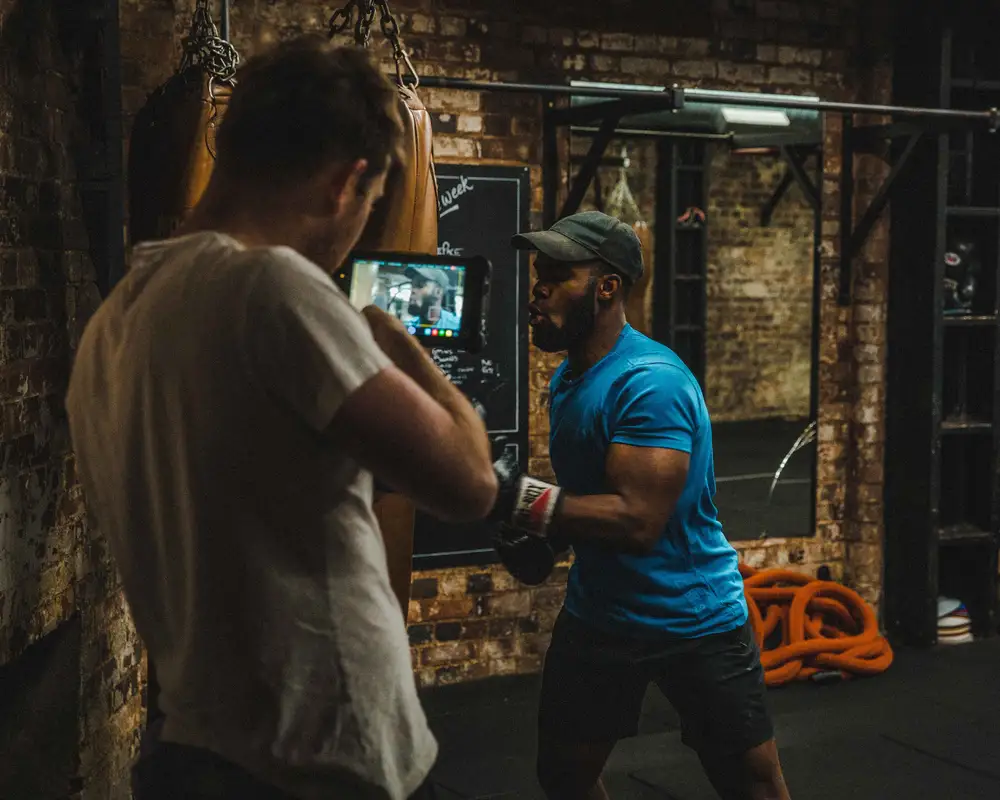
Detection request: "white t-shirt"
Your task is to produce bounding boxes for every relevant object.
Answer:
[65,231,437,800]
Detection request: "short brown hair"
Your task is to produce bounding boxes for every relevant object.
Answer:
[215,35,404,191]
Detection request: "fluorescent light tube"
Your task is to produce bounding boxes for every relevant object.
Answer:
[720,107,791,126]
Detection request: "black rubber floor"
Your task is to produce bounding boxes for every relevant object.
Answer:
[420,637,1000,799]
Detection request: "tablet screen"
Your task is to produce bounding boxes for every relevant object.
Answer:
[348,258,467,340]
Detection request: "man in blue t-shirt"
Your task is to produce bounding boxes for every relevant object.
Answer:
[488,211,790,800]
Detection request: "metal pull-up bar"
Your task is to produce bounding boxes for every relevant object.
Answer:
[417,76,1000,129]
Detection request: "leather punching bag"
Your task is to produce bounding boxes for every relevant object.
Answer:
[607,150,653,336]
[330,3,441,620]
[367,82,439,618]
[127,3,238,246]
[628,220,653,337]
[128,69,233,245]
[356,83,439,253]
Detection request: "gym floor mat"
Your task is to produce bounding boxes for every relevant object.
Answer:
[629,732,1000,799]
[421,639,1000,799]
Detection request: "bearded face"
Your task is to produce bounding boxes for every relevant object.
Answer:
[529,275,598,353]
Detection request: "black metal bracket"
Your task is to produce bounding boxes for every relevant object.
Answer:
[781,146,820,211]
[559,113,622,220]
[839,122,923,305]
[761,171,796,227]
[761,146,819,226]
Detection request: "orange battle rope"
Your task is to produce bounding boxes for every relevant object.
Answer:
[739,564,894,686]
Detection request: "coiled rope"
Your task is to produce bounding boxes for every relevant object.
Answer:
[740,564,894,686]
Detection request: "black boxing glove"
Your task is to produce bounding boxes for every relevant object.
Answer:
[493,525,571,586]
[489,470,564,539]
[494,525,558,585]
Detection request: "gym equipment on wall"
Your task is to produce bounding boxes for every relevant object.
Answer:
[943,236,981,315]
[127,0,239,245]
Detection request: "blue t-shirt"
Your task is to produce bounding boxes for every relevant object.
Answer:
[550,325,747,639]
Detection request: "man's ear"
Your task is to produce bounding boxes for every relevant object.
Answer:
[597,274,623,302]
[329,158,370,213]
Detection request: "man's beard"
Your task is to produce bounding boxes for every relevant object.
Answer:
[409,294,435,320]
[531,287,596,353]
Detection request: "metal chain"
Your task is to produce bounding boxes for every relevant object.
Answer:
[328,0,418,86]
[328,0,377,48]
[377,1,418,87]
[180,0,241,83]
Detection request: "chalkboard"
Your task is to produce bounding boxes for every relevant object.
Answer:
[413,163,532,569]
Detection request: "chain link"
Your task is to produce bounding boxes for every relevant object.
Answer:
[328,0,377,47]
[377,1,418,86]
[180,0,241,83]
[328,0,418,86]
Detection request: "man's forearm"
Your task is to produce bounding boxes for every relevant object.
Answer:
[376,329,491,463]
[550,493,653,555]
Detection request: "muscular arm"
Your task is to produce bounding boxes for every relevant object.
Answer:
[539,361,701,556]
[551,444,690,556]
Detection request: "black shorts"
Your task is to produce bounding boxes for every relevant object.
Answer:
[538,608,774,757]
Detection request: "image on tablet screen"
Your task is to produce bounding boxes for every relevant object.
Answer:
[350,259,466,339]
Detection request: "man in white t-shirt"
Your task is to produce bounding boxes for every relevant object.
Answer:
[65,37,498,800]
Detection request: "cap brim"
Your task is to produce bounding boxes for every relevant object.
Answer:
[511,230,597,263]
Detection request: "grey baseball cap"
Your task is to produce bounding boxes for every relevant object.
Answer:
[410,266,451,288]
[511,210,644,282]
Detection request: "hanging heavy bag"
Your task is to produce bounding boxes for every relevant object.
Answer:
[628,220,653,336]
[128,73,232,244]
[127,2,239,245]
[329,1,439,619]
[334,1,439,254]
[607,149,654,336]
[355,81,439,253]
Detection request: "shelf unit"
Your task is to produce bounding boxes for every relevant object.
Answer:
[652,139,710,389]
[885,2,1000,646]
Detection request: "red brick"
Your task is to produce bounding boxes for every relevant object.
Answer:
[674,60,718,80]
[719,63,767,84]
[436,661,490,685]
[589,54,620,73]
[757,44,779,63]
[767,66,813,85]
[600,33,635,51]
[488,591,531,617]
[621,56,672,80]
[778,46,824,66]
[423,597,476,620]
[421,641,477,666]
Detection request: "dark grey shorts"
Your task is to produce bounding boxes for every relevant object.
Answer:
[538,608,774,757]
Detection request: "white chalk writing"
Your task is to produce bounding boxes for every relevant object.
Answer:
[438,175,474,216]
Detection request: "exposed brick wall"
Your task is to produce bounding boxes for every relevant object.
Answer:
[705,150,815,422]
[407,559,570,686]
[117,0,890,691]
[0,1,141,797]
